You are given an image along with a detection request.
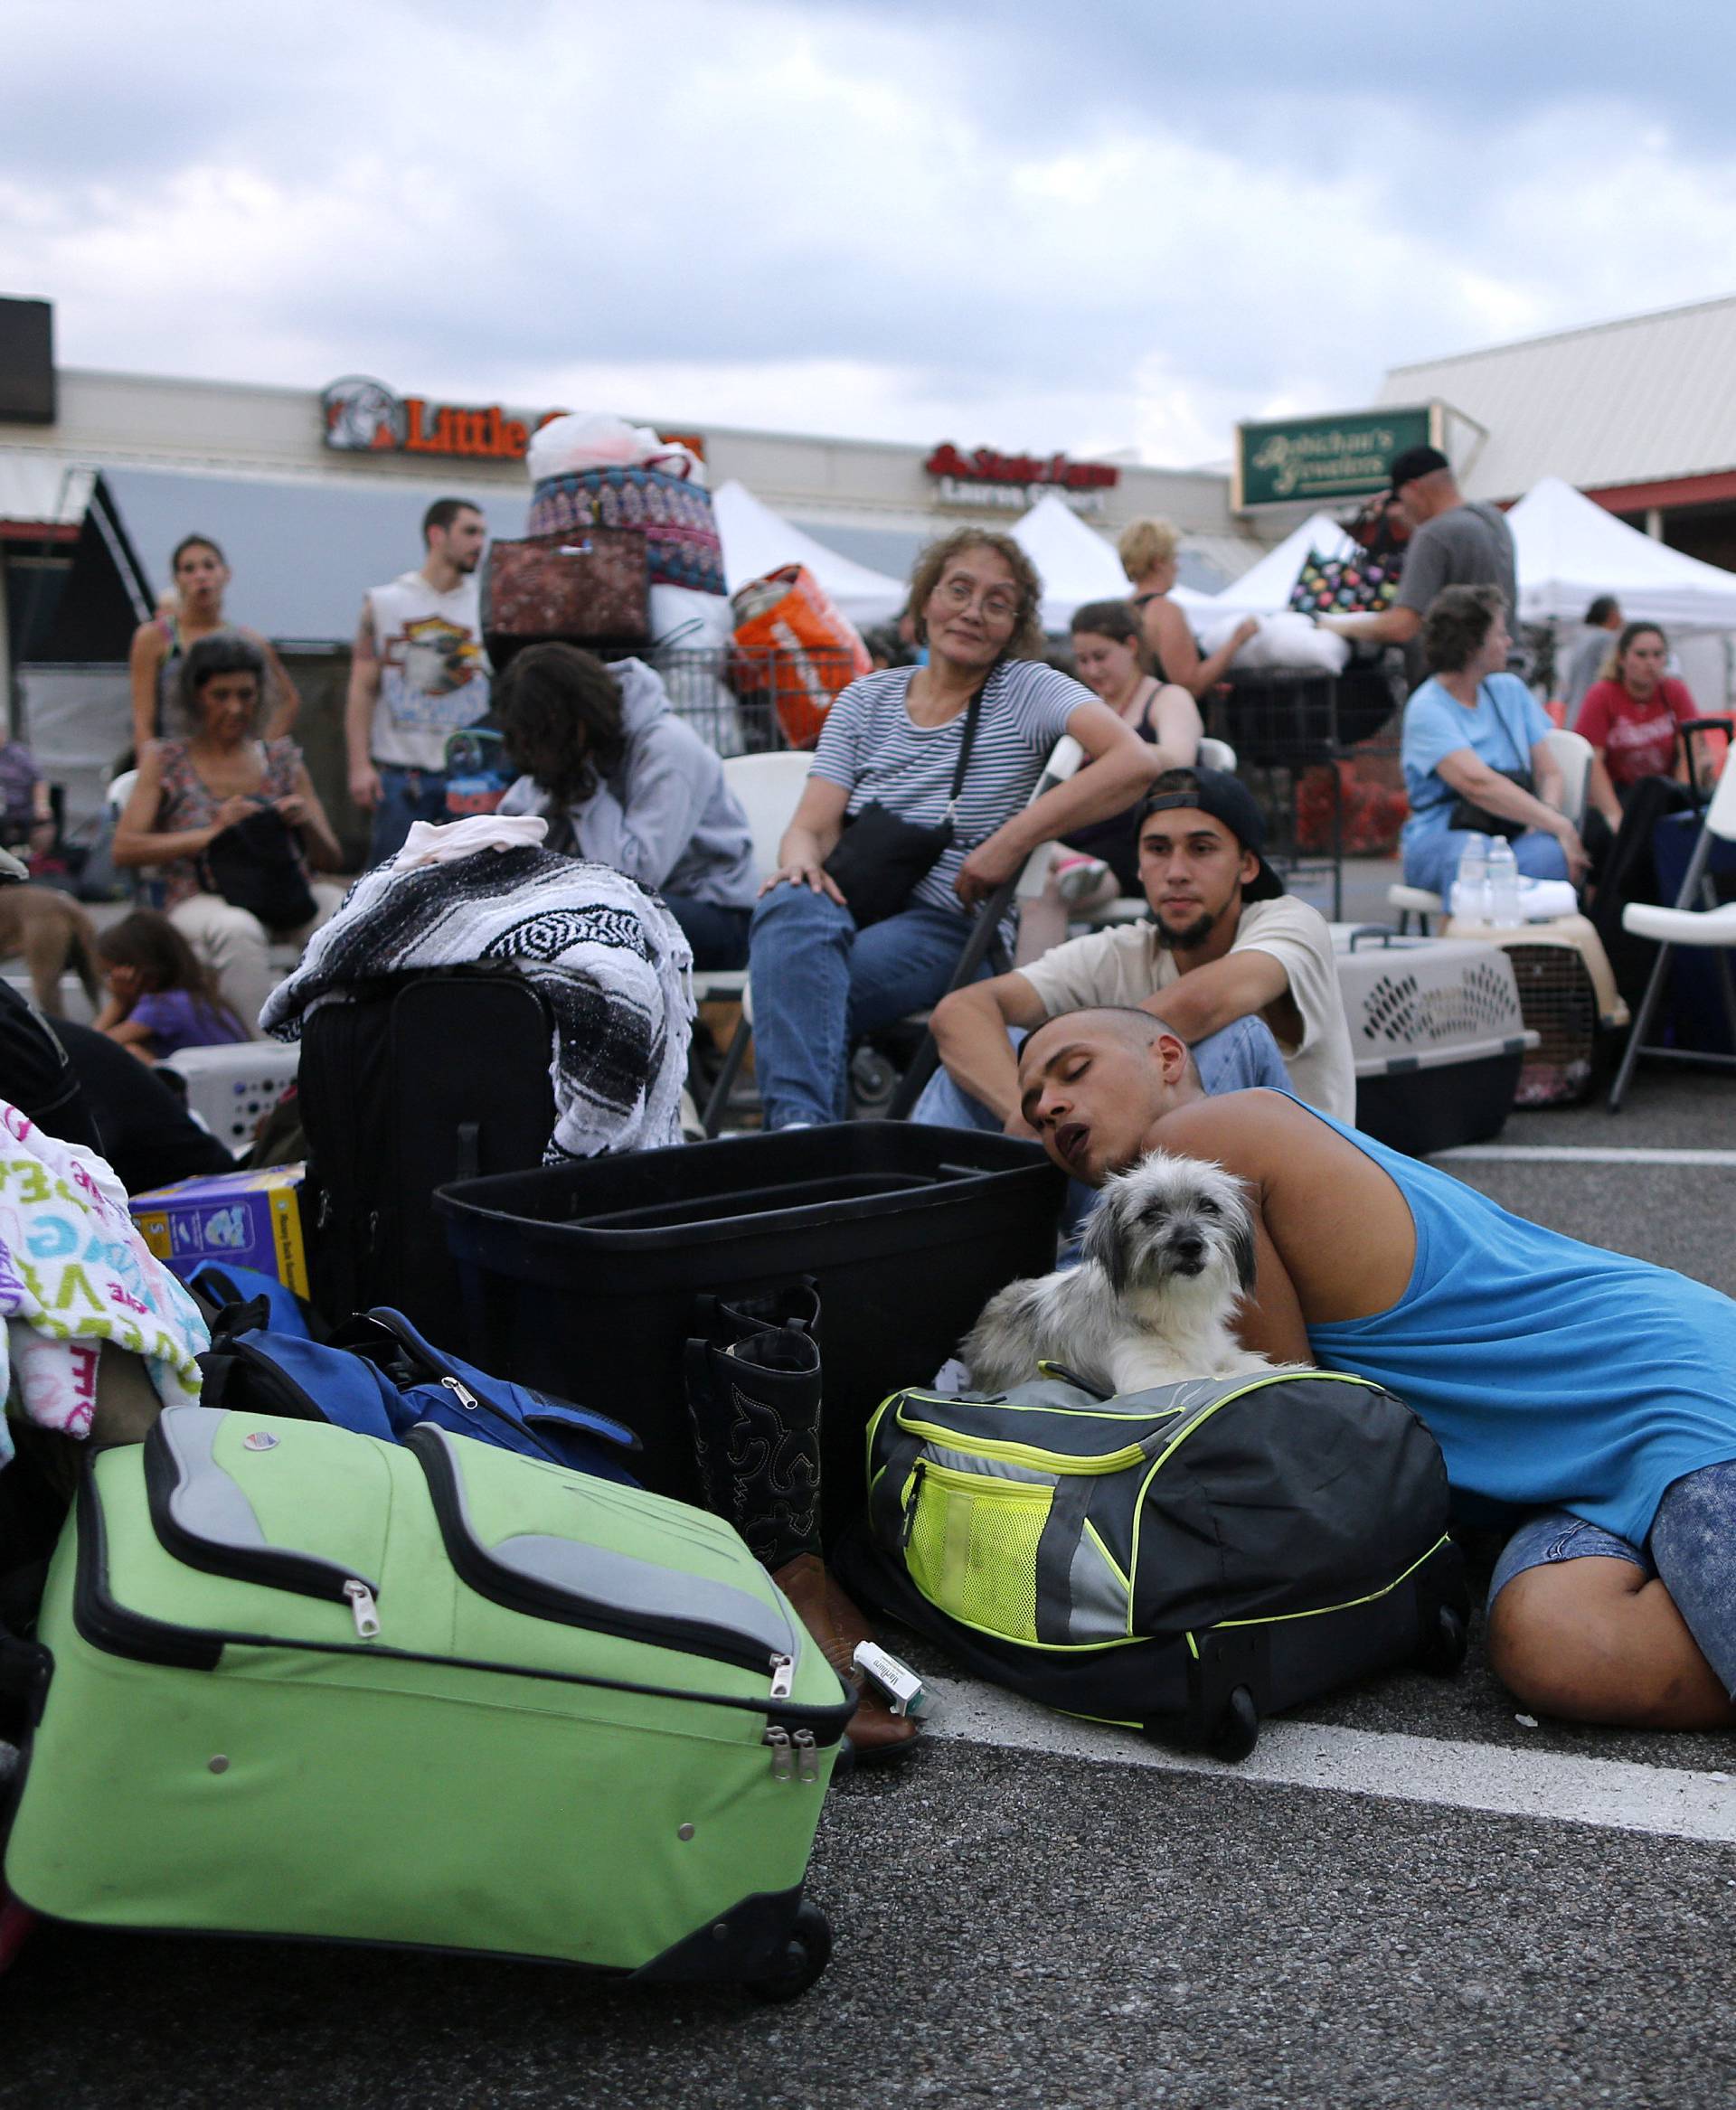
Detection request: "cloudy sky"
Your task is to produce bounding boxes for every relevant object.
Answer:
[6,0,1736,466]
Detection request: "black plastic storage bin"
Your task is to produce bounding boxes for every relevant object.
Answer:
[438,1125,1066,1533]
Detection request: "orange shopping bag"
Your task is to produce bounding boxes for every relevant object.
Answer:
[731,566,871,749]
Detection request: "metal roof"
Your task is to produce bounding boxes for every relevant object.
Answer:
[99,466,529,645]
[1376,292,1736,504]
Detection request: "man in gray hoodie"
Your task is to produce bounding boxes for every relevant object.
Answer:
[495,647,757,967]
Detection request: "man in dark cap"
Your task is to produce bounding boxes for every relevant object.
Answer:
[923,767,1354,1130]
[1320,443,1520,692]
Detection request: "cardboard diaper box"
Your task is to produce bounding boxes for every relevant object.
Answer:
[129,1163,309,1297]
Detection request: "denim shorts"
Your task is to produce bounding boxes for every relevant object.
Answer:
[1487,1455,1736,1697]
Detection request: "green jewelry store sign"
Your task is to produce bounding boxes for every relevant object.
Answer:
[1234,404,1440,509]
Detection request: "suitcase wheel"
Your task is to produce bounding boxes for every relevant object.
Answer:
[1417,1603,1469,1676]
[748,1900,833,2002]
[1208,1685,1260,1764]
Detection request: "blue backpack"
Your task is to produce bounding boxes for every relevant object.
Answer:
[198,1304,641,1485]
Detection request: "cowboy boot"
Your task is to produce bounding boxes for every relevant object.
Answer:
[684,1304,920,1764]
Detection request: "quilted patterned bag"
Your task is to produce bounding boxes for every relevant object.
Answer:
[528,466,727,597]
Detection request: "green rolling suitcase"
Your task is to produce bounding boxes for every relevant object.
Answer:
[5,1408,853,1995]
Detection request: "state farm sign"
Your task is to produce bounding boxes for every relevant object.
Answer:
[925,443,1119,516]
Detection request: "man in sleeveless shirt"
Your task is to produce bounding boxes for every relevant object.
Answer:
[345,498,491,865]
[1009,1004,1736,1736]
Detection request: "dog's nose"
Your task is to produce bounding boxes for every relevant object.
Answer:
[1170,1233,1204,1265]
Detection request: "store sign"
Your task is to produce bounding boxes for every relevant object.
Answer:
[926,442,1119,516]
[1234,405,1438,509]
[321,376,546,460]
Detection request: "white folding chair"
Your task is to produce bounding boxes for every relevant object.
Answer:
[1609,759,1736,1109]
[697,750,813,1135]
[1388,730,1595,935]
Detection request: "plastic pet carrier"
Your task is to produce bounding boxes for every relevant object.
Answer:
[439,1125,1067,1533]
[1440,913,1629,1108]
[1333,928,1535,1155]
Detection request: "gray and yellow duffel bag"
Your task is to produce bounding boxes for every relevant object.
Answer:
[836,1371,1469,1760]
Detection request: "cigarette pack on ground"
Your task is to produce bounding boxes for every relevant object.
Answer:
[128,1163,308,1296]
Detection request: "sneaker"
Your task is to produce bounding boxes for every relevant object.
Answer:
[1054,854,1111,906]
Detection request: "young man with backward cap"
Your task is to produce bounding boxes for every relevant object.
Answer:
[1010,1005,1736,1734]
[921,767,1354,1133]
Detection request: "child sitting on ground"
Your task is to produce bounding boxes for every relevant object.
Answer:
[93,910,250,1064]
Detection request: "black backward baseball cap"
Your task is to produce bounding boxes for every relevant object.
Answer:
[1137,768,1284,902]
[1389,443,1450,491]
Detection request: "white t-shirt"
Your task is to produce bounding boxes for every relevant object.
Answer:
[1017,895,1355,1121]
[809,661,1090,919]
[364,570,492,771]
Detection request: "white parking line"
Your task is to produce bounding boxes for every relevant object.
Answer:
[1438,1144,1736,1167]
[929,1680,1736,1845]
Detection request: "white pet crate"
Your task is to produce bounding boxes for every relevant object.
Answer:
[1333,928,1537,1156]
[159,1041,301,1155]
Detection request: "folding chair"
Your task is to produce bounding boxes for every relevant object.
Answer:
[695,750,813,1135]
[1608,754,1736,1110]
[1388,728,1594,934]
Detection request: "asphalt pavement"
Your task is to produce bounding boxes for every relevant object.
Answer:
[6,866,1736,2108]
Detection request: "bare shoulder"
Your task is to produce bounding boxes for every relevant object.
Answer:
[1148,1089,1354,1197]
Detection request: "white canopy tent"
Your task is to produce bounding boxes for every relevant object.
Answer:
[1011,492,1211,630]
[1507,476,1736,633]
[1201,512,1357,618]
[712,478,908,626]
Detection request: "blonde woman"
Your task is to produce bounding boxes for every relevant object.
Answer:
[1118,518,1257,702]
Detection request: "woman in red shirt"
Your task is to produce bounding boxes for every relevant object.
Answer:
[1577,623,1699,825]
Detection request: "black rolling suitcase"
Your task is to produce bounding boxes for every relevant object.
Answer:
[837,1371,1469,1760]
[298,969,556,1337]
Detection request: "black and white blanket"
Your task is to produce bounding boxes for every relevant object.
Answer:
[260,846,693,1160]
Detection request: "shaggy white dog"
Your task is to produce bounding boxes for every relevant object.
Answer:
[962,1149,1309,1398]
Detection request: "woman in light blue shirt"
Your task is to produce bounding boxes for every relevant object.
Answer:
[1400,585,1588,899]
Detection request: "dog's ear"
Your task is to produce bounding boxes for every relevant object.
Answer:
[1229,1206,1258,1295]
[1080,1189,1128,1295]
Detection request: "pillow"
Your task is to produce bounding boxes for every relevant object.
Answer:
[1197,610,1351,675]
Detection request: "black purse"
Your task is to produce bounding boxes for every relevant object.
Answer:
[199,803,318,931]
[1446,683,1536,839]
[823,679,986,928]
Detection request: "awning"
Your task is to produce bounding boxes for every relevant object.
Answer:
[0,450,95,530]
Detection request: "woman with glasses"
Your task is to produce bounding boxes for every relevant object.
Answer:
[746,528,1164,1130]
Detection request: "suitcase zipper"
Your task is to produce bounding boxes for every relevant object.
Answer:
[407,1425,801,1691]
[343,1580,382,1639]
[764,1726,794,1780]
[895,1413,1155,1474]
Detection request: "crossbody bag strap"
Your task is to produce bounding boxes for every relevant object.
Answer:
[1479,680,1529,772]
[940,672,992,823]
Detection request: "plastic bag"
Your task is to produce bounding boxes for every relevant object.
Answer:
[1198,609,1350,675]
[527,411,704,486]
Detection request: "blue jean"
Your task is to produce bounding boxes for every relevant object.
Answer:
[1403,824,1569,900]
[1487,1458,1736,1698]
[665,895,750,971]
[368,765,452,867]
[749,884,986,1128]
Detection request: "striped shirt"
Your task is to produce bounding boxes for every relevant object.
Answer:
[810,661,1090,918]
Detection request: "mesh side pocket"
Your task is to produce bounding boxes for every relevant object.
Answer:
[907,1474,1052,1643]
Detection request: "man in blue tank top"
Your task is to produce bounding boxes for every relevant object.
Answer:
[1012,1004,1736,1734]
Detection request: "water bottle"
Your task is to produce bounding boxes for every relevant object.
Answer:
[1452,834,1490,925]
[1486,837,1522,927]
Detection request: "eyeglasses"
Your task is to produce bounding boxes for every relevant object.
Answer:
[938,575,1019,622]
